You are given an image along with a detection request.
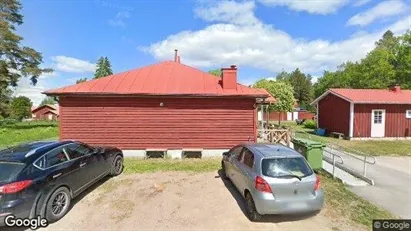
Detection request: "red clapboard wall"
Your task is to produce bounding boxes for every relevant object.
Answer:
[318,93,350,136]
[354,104,411,137]
[59,96,256,149]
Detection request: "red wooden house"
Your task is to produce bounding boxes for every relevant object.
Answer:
[312,85,411,139]
[44,54,269,157]
[31,104,59,121]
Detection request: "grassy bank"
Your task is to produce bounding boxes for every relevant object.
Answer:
[123,158,394,228]
[279,121,411,156]
[0,121,58,148]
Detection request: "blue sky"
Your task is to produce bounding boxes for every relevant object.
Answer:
[14,0,410,106]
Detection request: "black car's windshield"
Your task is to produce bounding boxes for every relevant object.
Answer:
[261,157,313,178]
[0,162,26,184]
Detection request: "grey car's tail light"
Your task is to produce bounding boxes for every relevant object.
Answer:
[255,176,272,193]
[314,175,321,191]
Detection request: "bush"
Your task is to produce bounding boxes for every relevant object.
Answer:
[303,119,317,129]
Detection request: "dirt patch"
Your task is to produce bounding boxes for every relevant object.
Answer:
[40,172,366,231]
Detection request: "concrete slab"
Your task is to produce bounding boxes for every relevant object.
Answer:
[202,149,228,158]
[122,150,146,158]
[322,161,369,187]
[167,150,182,159]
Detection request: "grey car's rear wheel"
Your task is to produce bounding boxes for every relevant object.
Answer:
[46,187,71,222]
[110,155,123,176]
[245,193,262,221]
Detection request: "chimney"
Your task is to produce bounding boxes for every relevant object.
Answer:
[174,49,178,62]
[221,65,237,90]
[177,56,181,63]
[390,84,401,93]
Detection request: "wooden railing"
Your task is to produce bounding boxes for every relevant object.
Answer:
[257,128,292,146]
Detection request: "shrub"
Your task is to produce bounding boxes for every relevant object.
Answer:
[303,119,317,129]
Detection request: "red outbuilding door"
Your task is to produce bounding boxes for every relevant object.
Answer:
[371,109,386,137]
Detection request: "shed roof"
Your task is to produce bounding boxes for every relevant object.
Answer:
[32,104,59,115]
[44,61,268,98]
[255,88,276,103]
[312,88,411,104]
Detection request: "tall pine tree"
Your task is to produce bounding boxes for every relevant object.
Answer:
[0,0,52,117]
[94,56,113,79]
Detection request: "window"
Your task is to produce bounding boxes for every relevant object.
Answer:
[35,147,69,169]
[373,110,383,124]
[406,110,411,119]
[65,143,93,159]
[261,157,313,178]
[0,163,26,182]
[229,146,243,161]
[242,149,254,169]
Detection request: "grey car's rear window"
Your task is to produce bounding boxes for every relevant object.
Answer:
[0,162,26,184]
[261,157,313,178]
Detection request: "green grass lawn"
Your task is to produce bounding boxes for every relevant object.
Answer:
[0,121,59,148]
[278,121,411,156]
[123,158,393,228]
[124,157,221,173]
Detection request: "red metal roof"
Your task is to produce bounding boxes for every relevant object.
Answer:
[44,61,267,98]
[256,88,276,103]
[314,88,411,104]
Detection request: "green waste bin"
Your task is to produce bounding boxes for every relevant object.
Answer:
[291,138,325,170]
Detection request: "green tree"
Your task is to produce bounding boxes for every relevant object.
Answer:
[0,88,12,118]
[76,78,87,84]
[0,0,52,116]
[208,69,222,77]
[313,30,409,97]
[94,56,113,79]
[10,96,32,120]
[275,70,291,81]
[253,79,295,125]
[396,30,411,88]
[375,30,398,51]
[288,68,313,109]
[39,96,56,106]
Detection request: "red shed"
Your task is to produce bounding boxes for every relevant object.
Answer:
[312,86,411,139]
[31,104,59,121]
[44,56,268,157]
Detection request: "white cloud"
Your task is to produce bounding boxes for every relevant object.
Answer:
[194,1,260,25]
[38,71,58,79]
[258,0,349,14]
[142,17,409,73]
[347,0,408,27]
[51,56,95,73]
[352,0,372,7]
[141,1,410,75]
[108,10,131,28]
[13,78,46,107]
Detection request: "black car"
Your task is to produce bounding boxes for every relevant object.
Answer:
[0,140,124,226]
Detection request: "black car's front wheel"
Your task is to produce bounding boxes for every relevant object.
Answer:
[110,155,124,176]
[46,187,71,222]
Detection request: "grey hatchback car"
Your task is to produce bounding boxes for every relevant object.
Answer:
[221,143,324,221]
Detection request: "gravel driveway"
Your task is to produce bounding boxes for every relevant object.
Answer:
[12,171,364,231]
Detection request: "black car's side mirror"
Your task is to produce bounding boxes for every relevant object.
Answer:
[222,151,230,156]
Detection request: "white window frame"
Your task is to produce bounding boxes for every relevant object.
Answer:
[406,110,411,119]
